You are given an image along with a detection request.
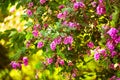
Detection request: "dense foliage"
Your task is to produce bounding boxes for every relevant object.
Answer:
[1,0,120,80]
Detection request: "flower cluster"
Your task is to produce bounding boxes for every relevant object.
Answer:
[10,57,28,69]
[73,2,85,10]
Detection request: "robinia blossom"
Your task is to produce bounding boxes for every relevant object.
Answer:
[59,60,65,66]
[107,28,118,39]
[50,41,57,51]
[40,0,46,4]
[37,41,44,48]
[27,9,32,16]
[87,41,94,48]
[47,58,53,64]
[94,52,100,61]
[63,36,73,45]
[23,57,28,66]
[96,4,106,15]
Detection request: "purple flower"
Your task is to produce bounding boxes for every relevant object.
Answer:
[99,49,107,58]
[59,5,65,9]
[99,0,103,3]
[47,58,53,64]
[28,2,33,8]
[96,4,106,15]
[40,0,46,4]
[68,22,76,28]
[110,75,116,80]
[37,41,44,48]
[106,40,115,51]
[63,10,68,17]
[32,30,39,37]
[73,2,85,10]
[63,36,73,45]
[73,2,79,10]
[27,9,32,16]
[57,13,63,19]
[59,60,64,66]
[94,52,100,60]
[91,1,97,7]
[62,21,68,26]
[10,61,21,69]
[115,36,120,44]
[78,2,85,8]
[23,57,28,66]
[87,42,94,48]
[50,41,57,51]
[72,73,76,77]
[33,24,41,30]
[111,51,117,58]
[107,28,118,39]
[57,11,68,19]
[26,41,31,48]
[54,37,62,44]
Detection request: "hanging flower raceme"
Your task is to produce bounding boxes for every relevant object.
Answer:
[87,41,94,48]
[23,57,28,66]
[27,9,33,16]
[47,58,53,64]
[96,3,106,15]
[107,28,119,39]
[32,30,39,37]
[28,2,33,8]
[50,41,57,51]
[40,0,46,5]
[10,61,21,69]
[63,36,73,45]
[37,41,44,48]
[73,2,85,10]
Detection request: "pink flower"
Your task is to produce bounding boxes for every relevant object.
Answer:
[73,2,79,10]
[96,4,106,15]
[57,11,68,19]
[28,2,33,8]
[107,28,118,39]
[10,61,21,69]
[54,37,62,44]
[99,49,107,58]
[37,42,44,48]
[106,40,115,52]
[63,10,68,17]
[78,2,85,8]
[59,5,65,9]
[26,41,31,48]
[59,60,64,66]
[33,24,41,30]
[115,36,120,44]
[110,75,116,80]
[68,22,76,28]
[111,51,117,58]
[32,30,39,37]
[94,52,100,60]
[57,13,63,19]
[50,41,57,51]
[44,23,48,29]
[27,9,32,16]
[99,0,103,3]
[40,0,46,5]
[47,58,53,64]
[62,21,68,26]
[72,73,76,77]
[23,57,28,66]
[63,36,73,45]
[87,42,94,48]
[91,1,97,7]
